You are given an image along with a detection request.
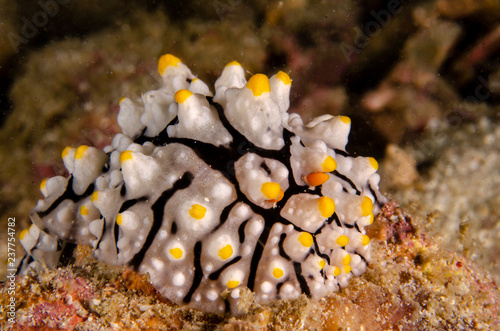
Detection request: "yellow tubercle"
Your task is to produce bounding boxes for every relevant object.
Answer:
[189,204,206,220]
[276,71,292,85]
[339,116,351,124]
[158,54,181,76]
[218,244,233,260]
[276,189,284,202]
[116,214,123,226]
[80,205,89,216]
[62,146,73,159]
[225,60,241,67]
[118,97,126,104]
[333,266,341,276]
[361,196,373,216]
[306,172,329,187]
[246,73,271,97]
[273,267,284,279]
[174,89,193,104]
[368,213,374,224]
[169,247,183,260]
[336,235,349,247]
[226,280,239,289]
[298,232,313,248]
[318,196,335,218]
[261,182,282,200]
[39,178,47,190]
[74,145,89,160]
[120,150,133,164]
[342,254,351,266]
[319,259,326,270]
[321,155,337,172]
[19,229,29,240]
[369,157,379,170]
[344,265,352,274]
[91,191,99,203]
[362,235,370,246]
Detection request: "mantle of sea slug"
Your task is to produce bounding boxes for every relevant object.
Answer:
[18,54,386,315]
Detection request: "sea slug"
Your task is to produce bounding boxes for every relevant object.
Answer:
[18,54,386,314]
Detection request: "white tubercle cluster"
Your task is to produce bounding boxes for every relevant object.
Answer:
[19,54,386,315]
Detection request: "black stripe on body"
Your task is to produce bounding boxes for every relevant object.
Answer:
[208,256,242,280]
[116,196,150,252]
[211,200,238,234]
[113,218,120,254]
[16,254,35,275]
[278,233,291,260]
[37,176,95,219]
[129,172,193,270]
[246,225,272,291]
[94,217,106,252]
[119,197,148,213]
[332,170,361,195]
[293,262,311,297]
[57,241,78,267]
[183,241,203,303]
[238,219,249,244]
[313,236,331,266]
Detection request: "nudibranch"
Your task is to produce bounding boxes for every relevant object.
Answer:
[18,54,386,314]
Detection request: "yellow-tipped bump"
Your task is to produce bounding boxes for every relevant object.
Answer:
[333,266,341,276]
[226,60,241,67]
[343,254,351,266]
[339,116,351,124]
[189,204,206,220]
[361,196,373,216]
[344,265,352,273]
[120,150,133,163]
[261,182,282,200]
[218,244,233,260]
[276,189,284,202]
[19,229,29,240]
[40,178,47,190]
[306,172,329,187]
[175,89,193,104]
[226,280,239,289]
[276,71,291,85]
[336,235,349,247]
[362,235,370,246]
[118,97,126,104]
[169,247,183,260]
[319,259,326,270]
[80,205,89,216]
[116,214,123,226]
[91,191,99,203]
[298,232,313,248]
[318,196,335,218]
[246,73,271,97]
[369,157,379,170]
[74,145,89,160]
[321,156,337,172]
[158,54,181,76]
[62,146,73,159]
[273,267,284,279]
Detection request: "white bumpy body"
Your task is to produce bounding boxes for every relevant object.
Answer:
[19,54,386,314]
